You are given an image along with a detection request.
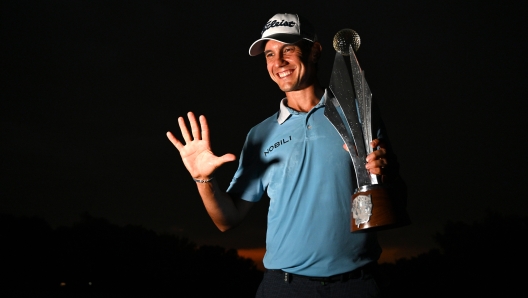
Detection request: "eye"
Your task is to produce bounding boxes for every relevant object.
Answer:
[265,51,274,58]
[283,46,294,53]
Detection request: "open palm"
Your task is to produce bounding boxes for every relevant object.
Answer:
[167,112,236,179]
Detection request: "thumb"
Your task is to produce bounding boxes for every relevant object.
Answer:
[217,153,237,165]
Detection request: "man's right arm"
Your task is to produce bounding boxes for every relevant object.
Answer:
[166,112,253,231]
[195,179,254,231]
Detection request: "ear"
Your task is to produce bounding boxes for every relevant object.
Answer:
[310,42,322,63]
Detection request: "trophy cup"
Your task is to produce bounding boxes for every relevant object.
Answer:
[324,29,410,232]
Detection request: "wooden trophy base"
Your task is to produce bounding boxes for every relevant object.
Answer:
[351,184,411,232]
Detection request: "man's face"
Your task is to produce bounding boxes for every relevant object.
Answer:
[264,40,317,92]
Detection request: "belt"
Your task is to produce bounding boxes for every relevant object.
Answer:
[271,262,377,284]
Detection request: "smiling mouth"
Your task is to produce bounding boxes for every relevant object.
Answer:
[277,70,293,78]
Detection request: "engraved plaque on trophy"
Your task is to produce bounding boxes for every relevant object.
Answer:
[324,29,411,232]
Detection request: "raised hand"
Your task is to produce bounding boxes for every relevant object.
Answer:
[166,112,236,181]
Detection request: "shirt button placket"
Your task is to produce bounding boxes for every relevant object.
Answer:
[304,114,312,138]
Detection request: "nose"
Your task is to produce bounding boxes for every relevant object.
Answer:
[272,53,288,68]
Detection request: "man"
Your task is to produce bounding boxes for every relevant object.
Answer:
[167,13,397,297]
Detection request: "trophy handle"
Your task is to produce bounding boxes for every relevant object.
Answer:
[351,183,411,232]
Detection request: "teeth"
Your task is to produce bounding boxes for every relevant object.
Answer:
[278,70,292,78]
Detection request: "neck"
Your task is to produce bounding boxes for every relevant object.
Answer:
[284,83,325,112]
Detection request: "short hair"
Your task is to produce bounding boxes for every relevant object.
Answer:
[296,40,319,71]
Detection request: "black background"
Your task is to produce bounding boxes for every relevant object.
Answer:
[2,0,527,262]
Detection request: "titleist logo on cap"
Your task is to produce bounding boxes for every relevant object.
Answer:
[261,20,296,35]
[249,13,315,56]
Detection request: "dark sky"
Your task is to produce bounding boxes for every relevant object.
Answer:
[2,1,527,262]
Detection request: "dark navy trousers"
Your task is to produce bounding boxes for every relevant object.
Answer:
[255,268,382,298]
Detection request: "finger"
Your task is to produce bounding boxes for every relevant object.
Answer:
[377,158,387,168]
[166,131,184,151]
[370,139,386,149]
[342,143,349,152]
[216,153,237,166]
[205,154,236,172]
[187,112,201,140]
[365,157,387,174]
[368,166,383,175]
[178,116,192,143]
[366,148,386,163]
[199,115,210,143]
[365,161,383,175]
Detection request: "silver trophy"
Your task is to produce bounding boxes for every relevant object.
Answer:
[325,29,410,232]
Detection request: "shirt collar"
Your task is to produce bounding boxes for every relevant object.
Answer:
[277,89,328,124]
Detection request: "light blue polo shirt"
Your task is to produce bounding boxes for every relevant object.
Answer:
[227,90,381,276]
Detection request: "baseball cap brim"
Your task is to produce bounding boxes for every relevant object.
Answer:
[249,33,308,56]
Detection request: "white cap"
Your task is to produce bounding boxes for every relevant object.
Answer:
[248,13,317,56]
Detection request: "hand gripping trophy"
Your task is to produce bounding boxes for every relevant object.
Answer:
[324,29,411,232]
